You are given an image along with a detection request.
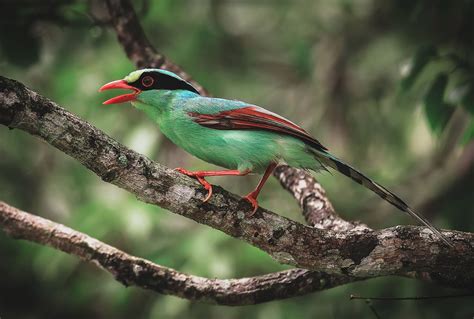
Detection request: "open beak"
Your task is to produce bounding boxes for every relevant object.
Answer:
[99,79,140,105]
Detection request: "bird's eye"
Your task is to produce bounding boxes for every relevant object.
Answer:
[141,76,154,87]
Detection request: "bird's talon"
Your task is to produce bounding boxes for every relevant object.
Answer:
[196,177,212,202]
[176,169,214,202]
[203,189,213,202]
[243,194,259,217]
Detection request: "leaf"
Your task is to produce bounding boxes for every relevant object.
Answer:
[461,120,474,144]
[401,45,438,91]
[423,73,455,134]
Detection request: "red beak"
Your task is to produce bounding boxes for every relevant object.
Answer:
[99,79,140,105]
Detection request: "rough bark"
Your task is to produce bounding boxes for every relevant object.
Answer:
[0,201,359,306]
[1,76,474,290]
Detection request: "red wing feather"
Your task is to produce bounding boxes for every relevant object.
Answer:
[188,106,327,151]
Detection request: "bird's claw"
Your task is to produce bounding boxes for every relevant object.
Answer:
[196,175,213,202]
[174,167,213,202]
[243,193,259,217]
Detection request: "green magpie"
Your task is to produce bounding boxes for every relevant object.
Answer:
[100,68,451,246]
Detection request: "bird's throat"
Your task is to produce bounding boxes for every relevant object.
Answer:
[131,100,165,123]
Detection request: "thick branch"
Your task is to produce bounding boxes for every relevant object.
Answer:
[0,201,359,306]
[1,76,473,289]
[104,0,344,235]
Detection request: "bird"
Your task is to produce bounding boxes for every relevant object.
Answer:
[99,68,452,246]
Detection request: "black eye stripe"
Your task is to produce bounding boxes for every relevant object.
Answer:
[130,71,200,95]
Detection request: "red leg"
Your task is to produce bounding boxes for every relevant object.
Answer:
[175,167,250,202]
[243,162,277,216]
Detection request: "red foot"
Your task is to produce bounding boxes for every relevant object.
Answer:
[174,167,213,202]
[243,192,259,217]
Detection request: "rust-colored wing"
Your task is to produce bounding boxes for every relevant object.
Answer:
[188,106,327,151]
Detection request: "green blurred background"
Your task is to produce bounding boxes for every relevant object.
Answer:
[1,0,473,318]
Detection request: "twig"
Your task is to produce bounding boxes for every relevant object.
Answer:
[364,300,382,319]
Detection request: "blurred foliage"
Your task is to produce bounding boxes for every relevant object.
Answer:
[0,0,473,318]
[401,45,474,140]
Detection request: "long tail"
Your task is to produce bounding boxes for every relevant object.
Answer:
[314,151,452,247]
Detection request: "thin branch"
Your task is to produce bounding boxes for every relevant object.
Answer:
[1,76,474,289]
[0,201,359,306]
[365,300,382,319]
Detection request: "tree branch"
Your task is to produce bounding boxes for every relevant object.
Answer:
[1,76,473,290]
[273,165,369,232]
[0,201,360,306]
